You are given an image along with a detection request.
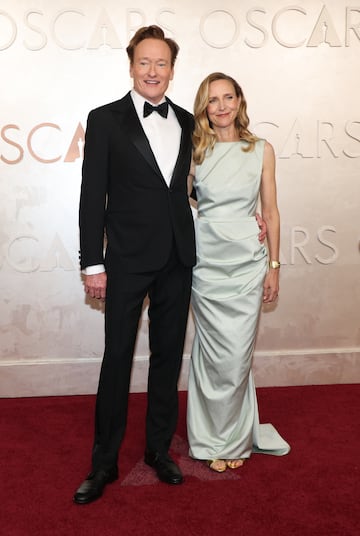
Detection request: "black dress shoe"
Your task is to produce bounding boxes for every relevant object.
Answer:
[144,451,183,485]
[73,467,118,504]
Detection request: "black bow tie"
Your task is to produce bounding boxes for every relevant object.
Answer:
[143,101,169,118]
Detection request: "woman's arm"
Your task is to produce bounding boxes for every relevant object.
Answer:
[260,141,280,303]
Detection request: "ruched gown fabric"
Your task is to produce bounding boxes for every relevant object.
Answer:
[187,140,290,460]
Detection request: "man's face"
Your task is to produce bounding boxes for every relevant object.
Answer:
[130,38,174,104]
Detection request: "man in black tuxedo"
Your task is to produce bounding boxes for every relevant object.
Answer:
[74,25,195,504]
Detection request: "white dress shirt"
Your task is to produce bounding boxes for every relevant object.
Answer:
[83,89,182,275]
[131,89,181,185]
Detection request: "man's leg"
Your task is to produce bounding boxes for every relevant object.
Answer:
[74,268,150,504]
[146,249,192,456]
[92,268,151,470]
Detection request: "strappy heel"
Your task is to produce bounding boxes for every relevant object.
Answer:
[206,459,227,473]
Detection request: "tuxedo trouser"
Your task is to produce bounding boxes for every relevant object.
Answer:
[91,247,192,471]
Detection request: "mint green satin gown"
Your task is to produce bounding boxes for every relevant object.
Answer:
[187,140,290,460]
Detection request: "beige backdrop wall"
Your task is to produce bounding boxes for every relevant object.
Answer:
[1,0,359,396]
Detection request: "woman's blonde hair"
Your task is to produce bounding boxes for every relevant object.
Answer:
[192,72,259,164]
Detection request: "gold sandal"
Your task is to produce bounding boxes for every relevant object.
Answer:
[226,459,245,469]
[206,459,227,473]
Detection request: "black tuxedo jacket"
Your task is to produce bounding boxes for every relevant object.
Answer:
[79,92,196,273]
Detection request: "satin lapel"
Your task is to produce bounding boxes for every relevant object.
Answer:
[112,94,163,180]
[169,101,192,186]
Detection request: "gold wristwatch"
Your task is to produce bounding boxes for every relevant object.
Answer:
[269,260,281,269]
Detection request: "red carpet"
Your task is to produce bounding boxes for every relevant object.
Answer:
[1,385,359,535]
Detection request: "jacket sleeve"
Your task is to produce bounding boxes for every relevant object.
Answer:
[79,108,109,270]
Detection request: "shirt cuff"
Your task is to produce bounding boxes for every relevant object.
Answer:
[82,264,105,275]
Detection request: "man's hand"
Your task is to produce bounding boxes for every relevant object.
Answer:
[255,213,267,243]
[84,272,107,301]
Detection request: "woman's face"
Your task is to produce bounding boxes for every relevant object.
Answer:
[206,79,240,132]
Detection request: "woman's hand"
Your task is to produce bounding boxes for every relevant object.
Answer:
[255,212,267,243]
[263,269,279,303]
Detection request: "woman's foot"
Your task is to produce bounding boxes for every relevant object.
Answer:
[226,459,245,469]
[206,459,227,473]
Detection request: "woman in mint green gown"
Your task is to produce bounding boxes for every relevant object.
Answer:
[187,73,290,473]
